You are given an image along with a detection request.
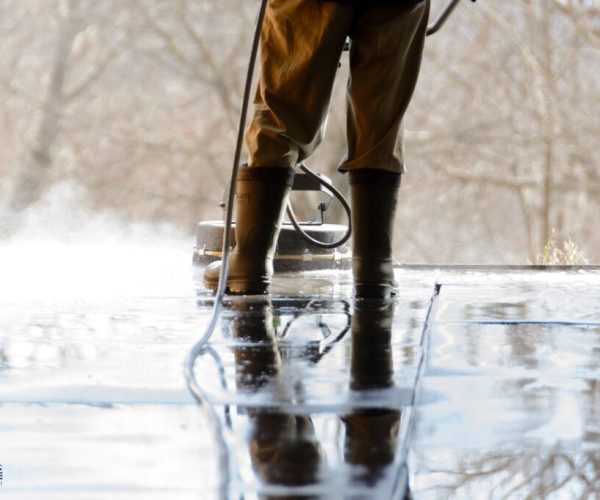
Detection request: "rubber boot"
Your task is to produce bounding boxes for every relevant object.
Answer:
[203,166,295,294]
[349,168,401,298]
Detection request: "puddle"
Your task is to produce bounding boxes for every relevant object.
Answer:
[1,239,598,499]
[409,271,600,499]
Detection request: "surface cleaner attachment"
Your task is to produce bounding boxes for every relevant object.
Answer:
[193,168,351,272]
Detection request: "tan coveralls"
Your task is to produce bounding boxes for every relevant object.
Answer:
[245,0,430,174]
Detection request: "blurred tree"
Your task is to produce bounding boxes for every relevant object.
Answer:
[4,0,120,213]
[402,0,600,263]
[0,0,598,262]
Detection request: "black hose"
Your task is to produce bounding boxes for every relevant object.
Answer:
[184,1,270,498]
[186,0,268,374]
[286,164,352,249]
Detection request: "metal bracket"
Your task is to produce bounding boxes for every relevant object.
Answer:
[291,168,334,224]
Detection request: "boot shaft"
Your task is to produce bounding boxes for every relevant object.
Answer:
[203,166,294,295]
[234,166,295,257]
[349,169,401,258]
[349,168,401,297]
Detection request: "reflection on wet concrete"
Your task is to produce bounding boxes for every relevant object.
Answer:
[229,300,325,494]
[194,294,424,412]
[410,270,600,499]
[345,300,402,490]
[411,445,600,498]
[215,297,409,498]
[1,261,599,498]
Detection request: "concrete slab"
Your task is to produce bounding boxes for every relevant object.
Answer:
[409,268,600,499]
[1,262,598,498]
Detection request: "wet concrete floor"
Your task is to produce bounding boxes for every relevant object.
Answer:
[1,259,599,498]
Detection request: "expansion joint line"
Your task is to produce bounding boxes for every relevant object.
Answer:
[394,282,442,499]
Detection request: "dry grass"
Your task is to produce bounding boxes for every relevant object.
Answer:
[534,230,589,265]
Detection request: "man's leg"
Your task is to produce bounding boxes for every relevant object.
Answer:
[342,1,430,297]
[246,0,353,168]
[342,1,430,174]
[205,0,353,294]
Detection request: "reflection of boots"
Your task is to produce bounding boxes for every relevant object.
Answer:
[349,169,401,298]
[344,299,401,485]
[204,166,295,294]
[343,409,401,484]
[229,300,280,391]
[227,300,323,487]
[349,299,395,391]
[250,412,322,487]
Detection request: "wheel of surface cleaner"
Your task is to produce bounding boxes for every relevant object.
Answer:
[193,220,351,272]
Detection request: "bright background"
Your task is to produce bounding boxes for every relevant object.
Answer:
[1,0,598,264]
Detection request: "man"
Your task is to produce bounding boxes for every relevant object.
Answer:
[204,0,430,297]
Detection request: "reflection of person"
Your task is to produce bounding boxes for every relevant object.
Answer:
[228,300,324,490]
[228,297,407,496]
[204,0,430,297]
[343,299,404,489]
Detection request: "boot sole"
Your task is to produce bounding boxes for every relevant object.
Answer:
[203,276,270,295]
